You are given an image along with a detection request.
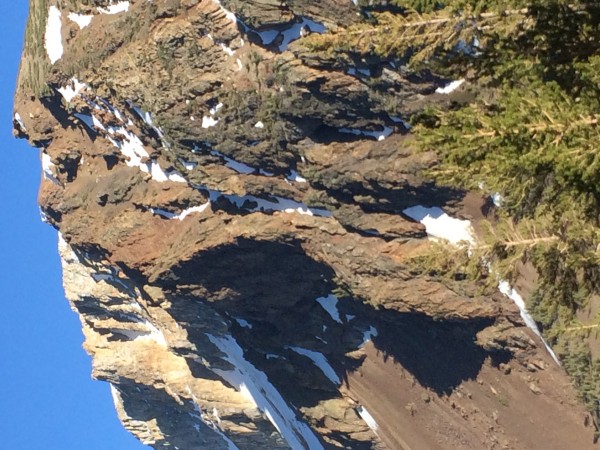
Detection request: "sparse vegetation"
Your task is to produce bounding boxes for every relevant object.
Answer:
[19,0,52,97]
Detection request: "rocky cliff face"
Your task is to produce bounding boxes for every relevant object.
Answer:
[13,1,598,449]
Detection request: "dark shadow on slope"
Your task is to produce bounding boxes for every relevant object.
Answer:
[159,238,335,321]
[150,238,511,448]
[317,178,466,217]
[110,378,284,450]
[367,310,511,395]
[41,94,98,143]
[157,238,369,448]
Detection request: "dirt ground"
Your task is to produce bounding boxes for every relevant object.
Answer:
[342,340,597,450]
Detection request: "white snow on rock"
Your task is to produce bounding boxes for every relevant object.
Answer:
[498,281,560,365]
[45,6,63,64]
[288,347,340,385]
[286,170,306,183]
[112,319,168,346]
[210,150,255,174]
[151,202,211,221]
[42,152,60,185]
[68,12,93,28]
[210,103,224,115]
[357,405,378,434]
[62,82,332,222]
[211,0,237,23]
[14,113,26,131]
[142,161,186,183]
[74,113,95,130]
[361,326,378,347]
[107,127,149,168]
[257,17,326,52]
[315,294,342,323]
[435,79,465,94]
[98,1,130,14]
[132,106,154,126]
[58,78,87,102]
[91,271,133,293]
[402,205,475,246]
[179,159,198,170]
[219,42,235,56]
[109,384,122,407]
[211,191,332,217]
[206,334,324,449]
[346,67,371,77]
[235,318,252,329]
[92,114,106,130]
[202,116,219,128]
[207,148,308,184]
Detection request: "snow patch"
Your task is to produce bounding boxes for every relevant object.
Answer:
[235,318,252,329]
[180,159,198,170]
[288,347,340,385]
[98,1,130,14]
[132,106,154,126]
[315,294,342,323]
[113,319,167,346]
[150,202,211,221]
[498,281,560,365]
[357,405,378,433]
[435,79,465,94]
[254,121,264,129]
[68,12,93,28]
[202,116,219,128]
[215,192,332,217]
[14,113,26,131]
[210,103,224,115]
[347,67,371,77]
[211,150,255,174]
[42,153,60,185]
[402,205,475,246]
[206,334,324,449]
[211,0,237,23]
[361,326,378,347]
[110,384,122,407]
[219,42,235,56]
[258,17,326,52]
[58,78,87,102]
[44,6,63,64]
[286,170,306,183]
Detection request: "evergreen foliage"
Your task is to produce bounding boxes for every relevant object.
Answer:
[328,0,600,421]
[401,0,600,417]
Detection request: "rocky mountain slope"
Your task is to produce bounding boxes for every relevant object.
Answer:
[13,0,598,448]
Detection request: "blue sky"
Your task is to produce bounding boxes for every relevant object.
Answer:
[0,3,146,448]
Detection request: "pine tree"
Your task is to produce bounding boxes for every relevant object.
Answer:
[314,0,600,420]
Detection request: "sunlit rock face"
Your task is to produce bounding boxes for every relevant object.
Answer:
[13,1,597,449]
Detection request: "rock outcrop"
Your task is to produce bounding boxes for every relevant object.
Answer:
[13,0,598,448]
